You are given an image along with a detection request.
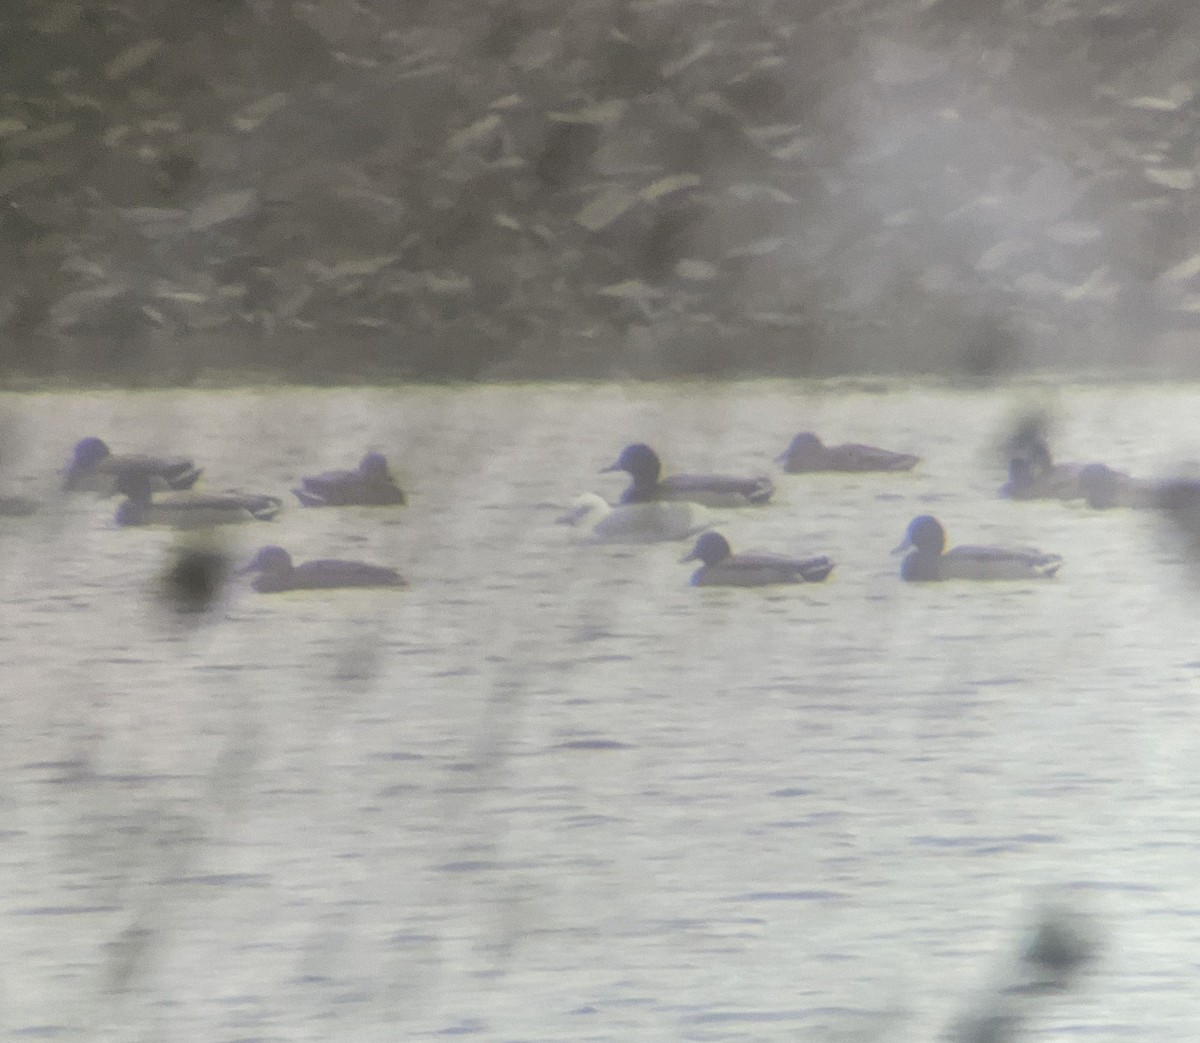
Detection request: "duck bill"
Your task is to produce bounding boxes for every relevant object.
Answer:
[679,549,700,564]
[554,509,578,525]
[890,536,912,555]
[599,462,621,474]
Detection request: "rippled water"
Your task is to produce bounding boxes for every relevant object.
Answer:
[2,380,1200,1041]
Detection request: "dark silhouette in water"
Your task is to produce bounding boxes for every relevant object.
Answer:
[602,443,773,507]
[777,432,920,472]
[998,426,1093,501]
[114,472,281,527]
[947,906,1098,1043]
[240,545,406,592]
[293,452,406,507]
[894,515,1062,582]
[681,531,833,586]
[160,546,231,614]
[64,436,201,493]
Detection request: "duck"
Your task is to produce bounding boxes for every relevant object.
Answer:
[999,454,1087,501]
[777,432,920,473]
[240,545,406,592]
[602,443,773,507]
[1080,464,1200,513]
[556,493,712,543]
[997,429,1096,501]
[681,531,834,586]
[1078,463,1158,510]
[293,452,406,507]
[63,436,201,493]
[893,515,1062,582]
[114,473,282,527]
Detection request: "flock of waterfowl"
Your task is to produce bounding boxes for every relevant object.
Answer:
[53,437,407,593]
[555,435,1062,585]
[20,423,1197,593]
[562,426,1200,586]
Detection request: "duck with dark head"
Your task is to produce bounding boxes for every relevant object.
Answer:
[293,452,406,507]
[240,545,406,593]
[681,531,833,586]
[893,515,1062,582]
[602,443,773,508]
[64,436,201,494]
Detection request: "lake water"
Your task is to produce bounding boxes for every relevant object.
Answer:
[2,380,1200,1041]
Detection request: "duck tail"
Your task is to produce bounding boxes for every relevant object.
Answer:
[292,488,325,508]
[1038,556,1064,579]
[748,476,775,504]
[167,467,203,490]
[250,496,284,521]
[802,557,835,582]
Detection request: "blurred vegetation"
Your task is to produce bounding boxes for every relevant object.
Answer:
[1,0,1199,382]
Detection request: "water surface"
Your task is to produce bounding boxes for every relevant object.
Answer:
[1,381,1198,1041]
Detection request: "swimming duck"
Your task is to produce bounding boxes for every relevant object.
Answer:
[240,545,406,592]
[894,515,1062,582]
[997,430,1098,501]
[64,436,201,493]
[114,473,281,527]
[999,454,1087,501]
[602,443,774,507]
[293,452,406,507]
[1078,463,1157,510]
[681,531,833,586]
[777,432,920,473]
[556,493,712,543]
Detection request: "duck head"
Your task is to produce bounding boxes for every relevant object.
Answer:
[893,515,946,556]
[358,452,391,480]
[64,436,113,489]
[781,432,822,458]
[601,443,662,484]
[240,545,294,576]
[71,436,112,468]
[681,530,732,566]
